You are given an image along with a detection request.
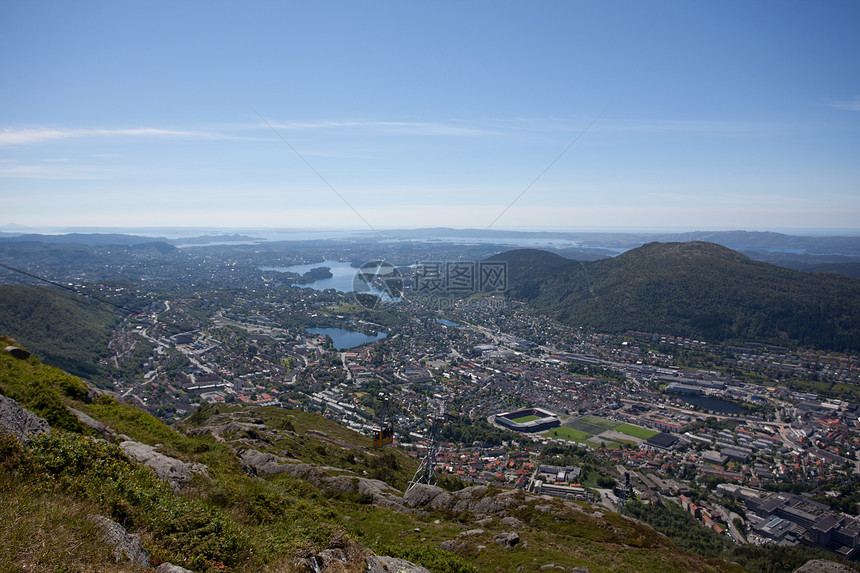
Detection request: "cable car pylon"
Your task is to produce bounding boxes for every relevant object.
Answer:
[405,399,449,494]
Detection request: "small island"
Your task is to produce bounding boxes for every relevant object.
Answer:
[295,266,333,284]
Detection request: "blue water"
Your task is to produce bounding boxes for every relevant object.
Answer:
[435,318,459,327]
[306,327,387,350]
[262,260,399,301]
[261,261,359,292]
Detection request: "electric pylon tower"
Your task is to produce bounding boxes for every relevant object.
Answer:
[405,399,446,494]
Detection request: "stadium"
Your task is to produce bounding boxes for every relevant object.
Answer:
[495,407,561,433]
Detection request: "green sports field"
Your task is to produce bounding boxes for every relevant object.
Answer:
[565,418,609,436]
[614,423,658,439]
[579,415,617,430]
[512,414,540,423]
[549,415,656,446]
[546,426,590,443]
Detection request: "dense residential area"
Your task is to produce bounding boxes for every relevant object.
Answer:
[2,234,860,568]
[85,271,860,561]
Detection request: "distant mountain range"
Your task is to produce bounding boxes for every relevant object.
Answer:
[376,228,860,253]
[3,228,859,276]
[491,242,860,352]
[0,232,171,246]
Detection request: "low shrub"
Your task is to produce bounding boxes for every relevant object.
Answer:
[369,541,477,573]
[26,431,250,571]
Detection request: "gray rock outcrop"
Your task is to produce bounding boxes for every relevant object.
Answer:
[89,515,150,568]
[439,539,466,552]
[0,393,51,443]
[325,474,407,511]
[291,533,429,573]
[5,346,31,360]
[155,563,194,573]
[67,406,113,438]
[793,560,858,573]
[501,516,526,529]
[238,447,301,476]
[493,531,520,548]
[119,440,208,492]
[403,483,520,515]
[267,461,408,512]
[373,556,431,573]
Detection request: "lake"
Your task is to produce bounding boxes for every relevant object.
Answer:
[261,260,358,292]
[307,327,387,350]
[677,395,744,415]
[261,260,399,301]
[435,318,459,327]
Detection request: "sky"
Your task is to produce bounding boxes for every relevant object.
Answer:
[1,1,859,234]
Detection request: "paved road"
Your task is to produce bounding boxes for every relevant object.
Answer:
[727,511,746,544]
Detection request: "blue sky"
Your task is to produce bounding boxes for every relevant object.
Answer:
[2,1,859,233]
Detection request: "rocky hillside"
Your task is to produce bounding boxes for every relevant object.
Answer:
[0,339,852,573]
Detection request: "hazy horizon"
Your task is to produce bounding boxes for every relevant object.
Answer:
[3,224,860,240]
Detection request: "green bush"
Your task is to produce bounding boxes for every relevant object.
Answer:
[26,431,250,570]
[370,541,477,573]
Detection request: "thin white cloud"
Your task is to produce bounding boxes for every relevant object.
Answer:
[0,120,500,148]
[0,126,221,146]
[827,95,860,111]
[0,162,104,180]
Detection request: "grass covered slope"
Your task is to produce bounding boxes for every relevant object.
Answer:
[0,285,118,380]
[0,343,755,573]
[493,242,860,351]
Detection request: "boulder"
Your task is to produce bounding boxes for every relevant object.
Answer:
[0,394,50,443]
[119,440,208,492]
[374,556,431,573]
[403,482,524,515]
[366,554,388,573]
[439,539,465,552]
[470,493,518,514]
[493,531,520,548]
[454,485,488,499]
[324,474,407,512]
[402,483,445,507]
[238,447,299,475]
[155,564,194,573]
[4,346,30,360]
[427,489,455,510]
[67,406,112,438]
[291,533,429,573]
[89,515,150,568]
[501,516,526,529]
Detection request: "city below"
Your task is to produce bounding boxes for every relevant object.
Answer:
[2,231,860,565]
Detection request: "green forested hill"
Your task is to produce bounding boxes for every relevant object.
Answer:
[0,285,117,380]
[491,242,860,352]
